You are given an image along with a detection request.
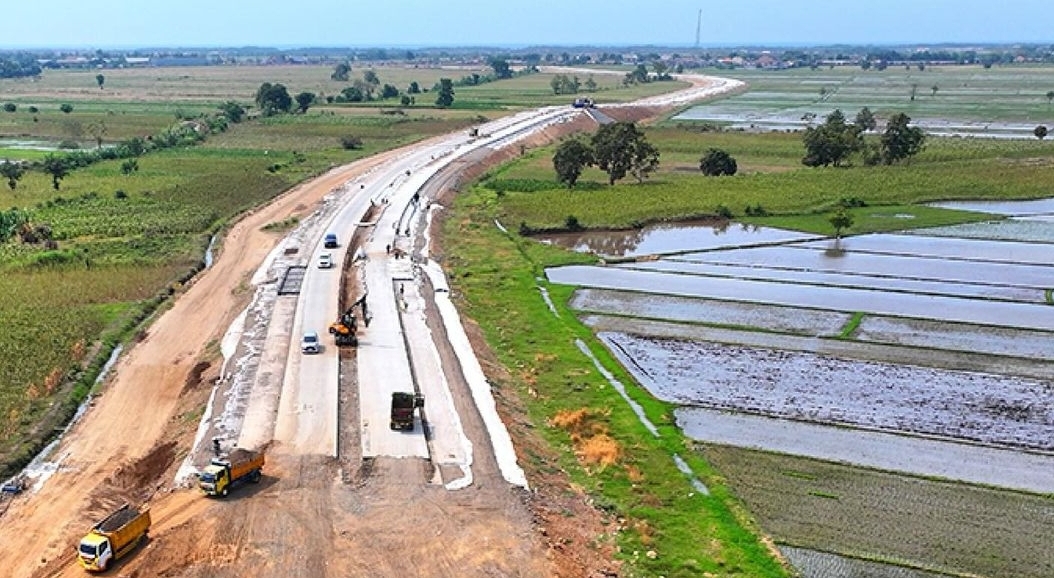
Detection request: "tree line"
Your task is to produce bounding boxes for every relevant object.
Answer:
[802,108,925,167]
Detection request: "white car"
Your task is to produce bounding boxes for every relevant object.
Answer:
[301,331,321,354]
[318,253,333,269]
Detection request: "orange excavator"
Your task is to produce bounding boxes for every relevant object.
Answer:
[328,295,368,346]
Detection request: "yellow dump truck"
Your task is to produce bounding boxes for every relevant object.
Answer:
[199,448,265,497]
[77,503,151,572]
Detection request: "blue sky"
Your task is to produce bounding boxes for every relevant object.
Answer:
[2,0,1051,49]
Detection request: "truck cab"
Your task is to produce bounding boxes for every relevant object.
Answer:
[78,533,114,571]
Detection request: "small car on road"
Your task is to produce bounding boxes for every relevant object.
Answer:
[324,233,338,248]
[301,330,321,354]
[318,253,333,269]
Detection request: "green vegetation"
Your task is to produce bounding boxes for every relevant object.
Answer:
[442,188,788,577]
[486,129,1050,232]
[703,446,1054,578]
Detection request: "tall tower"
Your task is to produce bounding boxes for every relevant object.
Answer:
[694,9,702,49]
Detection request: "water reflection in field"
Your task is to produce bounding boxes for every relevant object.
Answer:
[539,219,816,258]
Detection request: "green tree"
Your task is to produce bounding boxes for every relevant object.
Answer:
[1046,90,1054,107]
[802,109,861,167]
[380,84,399,99]
[407,81,420,94]
[219,101,246,123]
[829,208,854,239]
[255,83,292,116]
[42,154,70,190]
[331,62,351,81]
[584,75,597,92]
[489,57,512,79]
[435,78,454,108]
[931,84,939,97]
[120,158,139,175]
[881,113,926,164]
[294,91,315,113]
[0,161,25,190]
[552,138,594,188]
[629,138,660,183]
[362,70,380,99]
[854,107,877,132]
[1035,125,1048,140]
[60,103,73,114]
[591,122,656,185]
[699,148,738,176]
[95,73,105,89]
[2,103,15,112]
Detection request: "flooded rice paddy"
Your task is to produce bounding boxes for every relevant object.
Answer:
[676,407,1054,493]
[546,206,1054,577]
[604,332,1054,452]
[545,211,1054,470]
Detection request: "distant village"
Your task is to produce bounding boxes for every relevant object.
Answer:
[5,43,1054,74]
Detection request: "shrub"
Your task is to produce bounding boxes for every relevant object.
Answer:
[340,135,364,150]
[2,103,15,113]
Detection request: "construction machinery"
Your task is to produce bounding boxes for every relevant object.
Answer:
[198,448,265,497]
[390,391,425,430]
[329,295,368,346]
[77,504,151,572]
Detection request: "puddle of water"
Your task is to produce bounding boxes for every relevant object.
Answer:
[537,220,815,258]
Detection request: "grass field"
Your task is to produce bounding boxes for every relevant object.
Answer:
[677,64,1054,125]
[483,129,1054,231]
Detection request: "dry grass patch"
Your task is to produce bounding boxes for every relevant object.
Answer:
[551,408,622,472]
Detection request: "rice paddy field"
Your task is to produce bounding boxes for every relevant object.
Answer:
[675,65,1054,135]
[543,210,1054,577]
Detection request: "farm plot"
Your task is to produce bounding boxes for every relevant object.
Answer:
[674,66,1054,131]
[676,407,1054,493]
[621,259,1045,303]
[703,446,1054,578]
[795,233,1054,265]
[913,218,1054,243]
[547,265,1054,331]
[679,244,1054,288]
[856,316,1054,361]
[600,332,1054,451]
[779,547,948,578]
[570,288,849,336]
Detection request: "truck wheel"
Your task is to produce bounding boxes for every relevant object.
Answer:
[251,471,262,483]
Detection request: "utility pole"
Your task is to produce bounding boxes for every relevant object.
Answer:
[694,9,702,49]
